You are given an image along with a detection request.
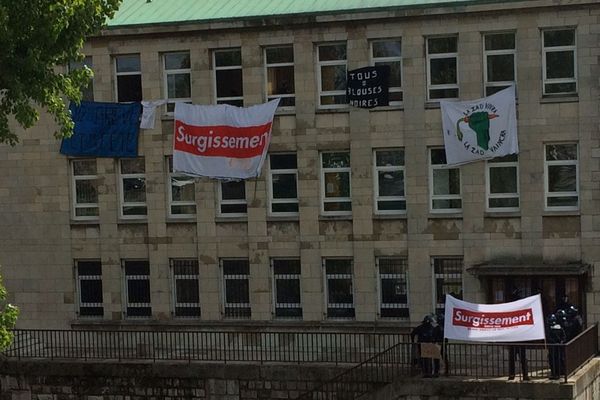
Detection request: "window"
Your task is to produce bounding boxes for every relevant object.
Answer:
[119,158,147,218]
[427,36,459,100]
[123,260,151,318]
[167,157,196,218]
[545,143,579,210]
[371,39,402,104]
[483,32,516,96]
[321,152,351,215]
[221,259,251,319]
[324,259,354,319]
[377,258,409,319]
[76,260,103,317]
[171,259,200,318]
[374,149,405,214]
[542,29,577,95]
[265,46,295,108]
[214,49,243,106]
[486,154,519,212]
[163,52,191,113]
[71,159,99,220]
[429,149,461,212]
[433,257,463,315]
[268,153,298,216]
[317,43,347,108]
[114,54,142,103]
[272,259,302,319]
[219,181,247,216]
[69,56,94,101]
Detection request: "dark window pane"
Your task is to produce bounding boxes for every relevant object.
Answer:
[381,279,407,303]
[217,99,244,107]
[433,169,460,195]
[545,82,576,94]
[489,166,517,193]
[548,165,577,192]
[80,280,103,303]
[271,154,297,169]
[116,55,140,73]
[123,178,146,202]
[324,172,350,197]
[223,259,249,275]
[271,203,299,213]
[485,33,515,50]
[221,204,247,214]
[487,54,515,82]
[546,52,575,79]
[267,66,295,96]
[266,46,294,64]
[167,74,191,98]
[326,259,351,274]
[75,207,99,217]
[125,261,149,275]
[489,197,519,208]
[378,170,404,197]
[328,279,353,304]
[428,37,457,54]
[547,196,578,207]
[171,205,196,215]
[319,44,346,61]
[73,160,97,175]
[165,52,190,70]
[321,65,347,91]
[275,308,302,318]
[216,69,243,98]
[117,75,142,102]
[324,201,352,212]
[374,60,402,88]
[79,307,103,317]
[486,85,511,96]
[381,308,409,318]
[376,150,404,166]
[175,307,201,317]
[176,280,199,303]
[432,199,462,209]
[215,50,241,67]
[322,152,350,168]
[128,280,150,303]
[78,261,101,276]
[430,149,447,165]
[377,200,406,211]
[272,173,297,199]
[429,88,459,99]
[546,144,577,161]
[76,180,98,203]
[276,280,301,303]
[123,206,147,216]
[121,158,145,174]
[373,40,401,58]
[173,261,199,275]
[273,259,301,274]
[221,181,245,200]
[544,30,575,47]
[430,58,457,85]
[225,279,249,303]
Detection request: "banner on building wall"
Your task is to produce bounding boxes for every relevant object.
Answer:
[444,294,545,342]
[440,85,518,167]
[60,101,141,157]
[347,66,390,109]
[173,99,279,179]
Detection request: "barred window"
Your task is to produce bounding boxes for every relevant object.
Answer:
[324,259,355,319]
[171,259,200,318]
[433,257,463,315]
[221,259,251,319]
[272,259,302,319]
[76,260,103,317]
[377,258,409,319]
[123,260,151,318]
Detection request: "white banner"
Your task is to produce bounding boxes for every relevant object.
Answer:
[444,294,546,342]
[440,86,518,167]
[173,99,279,179]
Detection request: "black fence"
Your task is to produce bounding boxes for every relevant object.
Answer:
[4,329,408,365]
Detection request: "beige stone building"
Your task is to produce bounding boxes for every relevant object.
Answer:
[0,0,598,332]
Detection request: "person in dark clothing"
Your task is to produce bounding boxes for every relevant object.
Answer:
[432,314,445,377]
[547,314,566,380]
[556,295,573,313]
[564,306,583,341]
[507,288,529,381]
[411,315,435,377]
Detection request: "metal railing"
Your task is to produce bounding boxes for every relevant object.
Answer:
[298,324,599,399]
[4,329,408,365]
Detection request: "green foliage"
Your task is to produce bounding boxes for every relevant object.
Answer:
[0,272,18,351]
[0,0,121,145]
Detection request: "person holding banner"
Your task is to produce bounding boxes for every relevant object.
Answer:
[411,315,437,377]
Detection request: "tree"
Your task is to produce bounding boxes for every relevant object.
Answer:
[0,0,121,145]
[0,271,18,351]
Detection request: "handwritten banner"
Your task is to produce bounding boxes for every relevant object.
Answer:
[347,66,390,109]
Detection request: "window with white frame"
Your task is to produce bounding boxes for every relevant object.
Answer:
[71,159,99,220]
[219,181,247,216]
[214,49,243,106]
[433,257,463,315]
[268,153,298,215]
[371,39,402,104]
[486,154,519,212]
[377,257,409,319]
[69,56,94,102]
[221,259,251,319]
[163,52,191,113]
[429,148,461,212]
[114,54,142,102]
[317,43,347,108]
[483,32,516,96]
[76,260,103,318]
[265,46,295,108]
[324,259,355,319]
[374,149,406,214]
[427,36,459,100]
[123,260,151,318]
[119,158,147,218]
[545,143,579,210]
[170,259,201,318]
[321,152,351,215]
[542,29,577,95]
[272,258,302,319]
[167,157,196,218]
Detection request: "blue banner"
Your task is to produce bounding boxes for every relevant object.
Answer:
[60,101,141,157]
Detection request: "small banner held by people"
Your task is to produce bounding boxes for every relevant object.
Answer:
[440,85,518,167]
[60,101,141,157]
[347,66,390,109]
[173,99,279,179]
[443,294,545,342]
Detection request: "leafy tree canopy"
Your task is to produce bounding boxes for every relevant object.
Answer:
[0,0,121,145]
[0,271,18,351]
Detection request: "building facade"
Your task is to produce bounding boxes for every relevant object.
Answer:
[0,0,598,331]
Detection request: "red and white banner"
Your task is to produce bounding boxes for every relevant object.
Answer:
[444,294,545,342]
[173,100,280,179]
